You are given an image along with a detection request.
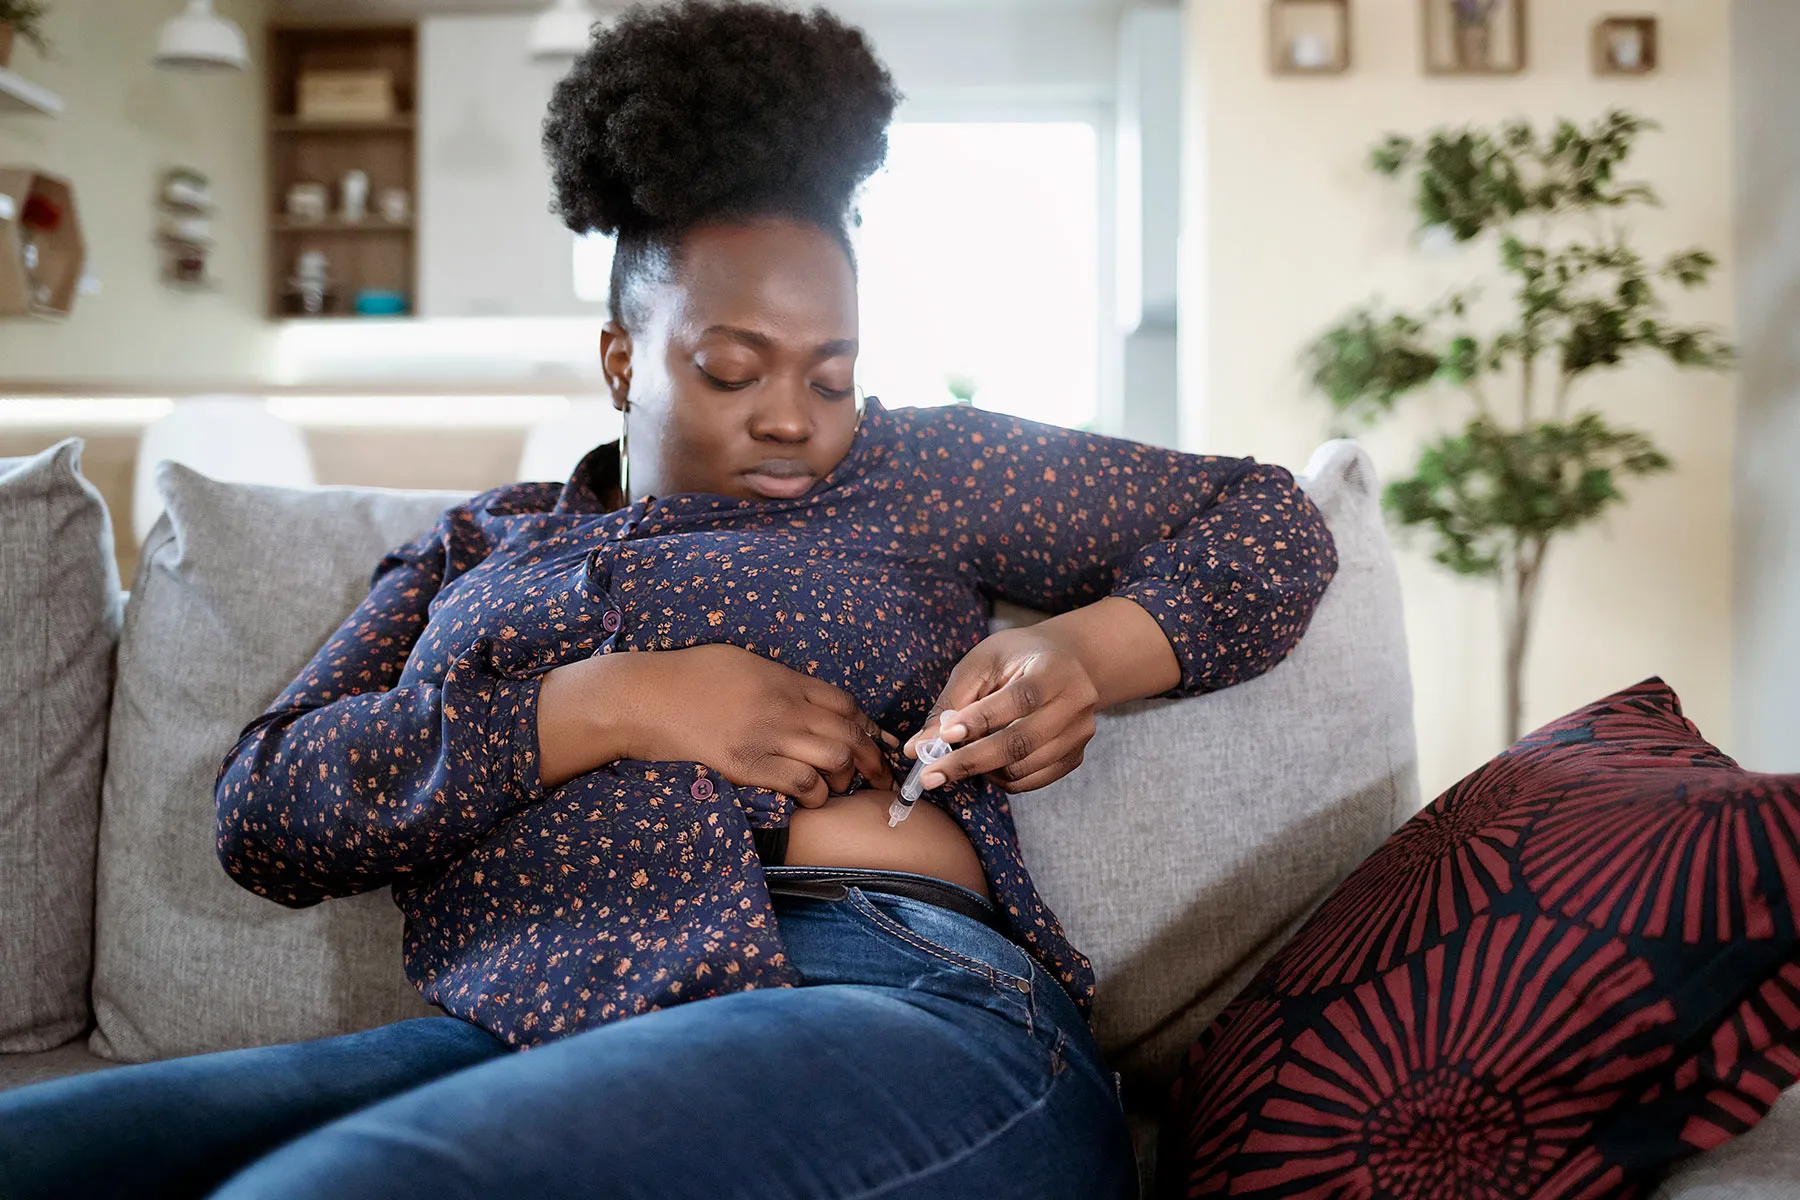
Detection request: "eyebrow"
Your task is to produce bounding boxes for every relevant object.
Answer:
[701,325,858,360]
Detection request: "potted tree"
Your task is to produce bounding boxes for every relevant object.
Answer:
[0,0,52,68]
[1302,111,1733,746]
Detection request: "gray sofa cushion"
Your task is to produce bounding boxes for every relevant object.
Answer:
[1654,1087,1800,1199]
[88,466,467,1063]
[0,440,122,1053]
[1012,440,1418,1099]
[0,1040,118,1092]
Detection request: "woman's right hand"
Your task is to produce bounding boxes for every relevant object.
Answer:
[536,645,898,804]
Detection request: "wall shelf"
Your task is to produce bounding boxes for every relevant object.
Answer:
[0,168,87,319]
[267,23,419,319]
[272,218,414,234]
[0,68,63,117]
[270,116,415,134]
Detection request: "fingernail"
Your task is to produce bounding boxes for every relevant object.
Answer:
[921,772,944,790]
[941,724,966,743]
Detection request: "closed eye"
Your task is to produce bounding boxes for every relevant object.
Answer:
[697,367,754,391]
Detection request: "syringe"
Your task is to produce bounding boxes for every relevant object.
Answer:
[889,734,953,827]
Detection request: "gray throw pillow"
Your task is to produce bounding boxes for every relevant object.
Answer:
[88,466,467,1063]
[1011,440,1418,1099]
[0,440,122,1053]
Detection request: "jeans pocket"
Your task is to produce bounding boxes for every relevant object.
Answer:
[843,889,1036,997]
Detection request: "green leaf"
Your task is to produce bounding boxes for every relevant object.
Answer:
[1371,135,1415,176]
[1301,306,1444,419]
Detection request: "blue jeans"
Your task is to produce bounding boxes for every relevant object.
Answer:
[0,878,1136,1199]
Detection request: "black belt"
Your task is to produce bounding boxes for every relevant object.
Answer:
[762,866,1007,936]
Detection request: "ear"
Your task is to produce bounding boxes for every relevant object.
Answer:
[600,321,633,411]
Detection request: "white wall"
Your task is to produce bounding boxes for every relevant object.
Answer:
[1185,0,1739,794]
[1731,0,1800,770]
[0,0,272,383]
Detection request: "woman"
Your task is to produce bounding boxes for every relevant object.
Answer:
[0,3,1335,1197]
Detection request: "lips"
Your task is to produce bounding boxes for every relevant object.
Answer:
[742,470,817,500]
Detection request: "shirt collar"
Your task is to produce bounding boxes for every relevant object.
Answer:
[552,396,892,516]
[556,440,622,515]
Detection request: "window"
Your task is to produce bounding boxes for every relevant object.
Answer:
[572,120,1103,431]
[854,121,1101,430]
[573,232,615,306]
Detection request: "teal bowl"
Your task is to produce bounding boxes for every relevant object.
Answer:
[353,290,409,317]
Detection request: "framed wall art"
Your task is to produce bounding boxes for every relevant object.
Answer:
[1423,0,1528,76]
[1271,0,1351,76]
[1595,16,1658,76]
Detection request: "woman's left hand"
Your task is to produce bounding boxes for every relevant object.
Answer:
[904,626,1100,796]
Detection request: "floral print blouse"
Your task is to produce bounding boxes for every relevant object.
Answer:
[215,398,1338,1049]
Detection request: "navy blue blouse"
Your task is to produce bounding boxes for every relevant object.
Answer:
[216,399,1337,1048]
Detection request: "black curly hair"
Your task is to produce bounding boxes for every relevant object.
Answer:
[543,0,901,329]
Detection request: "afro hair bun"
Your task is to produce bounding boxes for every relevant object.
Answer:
[543,0,901,238]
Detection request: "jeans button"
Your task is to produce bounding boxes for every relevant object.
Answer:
[601,609,621,634]
[691,777,715,801]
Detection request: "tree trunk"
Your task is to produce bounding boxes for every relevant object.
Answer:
[1502,539,1547,746]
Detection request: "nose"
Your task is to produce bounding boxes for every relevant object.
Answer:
[748,380,814,445]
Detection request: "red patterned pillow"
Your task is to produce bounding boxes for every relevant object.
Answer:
[1159,679,1800,1199]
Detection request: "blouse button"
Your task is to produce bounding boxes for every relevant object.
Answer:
[601,609,622,634]
[690,777,715,801]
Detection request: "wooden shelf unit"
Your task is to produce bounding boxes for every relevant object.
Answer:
[269,116,417,134]
[266,24,418,319]
[272,218,414,234]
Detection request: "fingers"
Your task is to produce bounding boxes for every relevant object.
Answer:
[803,679,879,730]
[749,754,832,809]
[984,721,1094,788]
[906,653,999,758]
[993,750,1086,795]
[802,682,900,754]
[841,716,898,790]
[937,677,1045,746]
[921,709,1061,790]
[779,715,895,794]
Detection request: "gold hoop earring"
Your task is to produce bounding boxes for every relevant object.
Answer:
[618,418,630,502]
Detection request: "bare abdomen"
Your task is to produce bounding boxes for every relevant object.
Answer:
[783,790,990,899]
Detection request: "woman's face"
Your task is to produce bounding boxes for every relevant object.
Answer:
[601,217,861,504]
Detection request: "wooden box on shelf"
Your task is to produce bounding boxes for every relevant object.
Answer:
[267,24,418,320]
[0,167,86,320]
[1595,17,1657,76]
[1270,0,1351,76]
[298,69,396,123]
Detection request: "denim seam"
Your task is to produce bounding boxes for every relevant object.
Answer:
[843,889,1033,996]
[838,1059,1074,1200]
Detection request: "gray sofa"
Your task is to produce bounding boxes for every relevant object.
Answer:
[0,436,1793,1198]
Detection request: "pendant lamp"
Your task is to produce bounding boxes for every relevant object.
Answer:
[153,0,250,71]
[530,0,604,61]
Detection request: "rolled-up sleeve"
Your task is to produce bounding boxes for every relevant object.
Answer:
[908,405,1338,698]
[214,512,545,908]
